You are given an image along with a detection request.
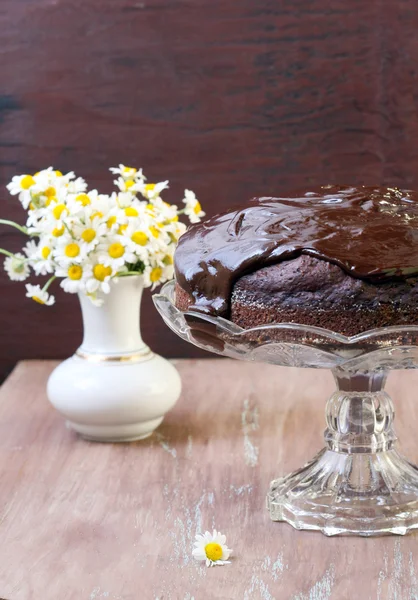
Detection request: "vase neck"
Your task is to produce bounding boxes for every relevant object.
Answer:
[78,277,146,355]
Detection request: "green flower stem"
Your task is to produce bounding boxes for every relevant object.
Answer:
[117,271,143,277]
[42,275,56,292]
[63,222,75,240]
[0,219,28,235]
[0,248,14,258]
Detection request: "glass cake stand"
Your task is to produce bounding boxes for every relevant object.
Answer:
[153,281,418,536]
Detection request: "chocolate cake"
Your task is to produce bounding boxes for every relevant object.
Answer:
[174,185,418,336]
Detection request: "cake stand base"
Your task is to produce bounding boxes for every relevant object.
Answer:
[267,367,418,536]
[267,448,418,536]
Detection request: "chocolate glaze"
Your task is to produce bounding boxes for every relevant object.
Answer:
[174,185,418,317]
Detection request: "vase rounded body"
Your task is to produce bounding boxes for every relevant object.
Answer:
[47,277,181,442]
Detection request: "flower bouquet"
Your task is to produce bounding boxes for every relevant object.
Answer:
[2,164,204,305]
[1,164,204,441]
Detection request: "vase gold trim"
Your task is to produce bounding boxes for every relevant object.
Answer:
[75,347,154,363]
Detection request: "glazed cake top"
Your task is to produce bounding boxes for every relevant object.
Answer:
[174,185,418,317]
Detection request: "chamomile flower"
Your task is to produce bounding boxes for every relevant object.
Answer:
[3,253,30,281]
[183,189,205,223]
[136,180,169,200]
[24,238,55,275]
[123,218,160,255]
[6,174,37,208]
[142,257,173,290]
[66,189,100,215]
[73,219,107,252]
[113,177,139,193]
[56,263,86,293]
[84,260,115,295]
[40,197,70,231]
[97,237,136,270]
[110,164,144,180]
[25,283,55,306]
[54,235,89,266]
[192,530,232,567]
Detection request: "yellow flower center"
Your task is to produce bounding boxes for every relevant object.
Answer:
[65,243,80,258]
[125,180,135,189]
[108,243,124,258]
[81,228,96,243]
[194,201,202,215]
[29,202,35,211]
[163,254,173,266]
[131,231,148,246]
[145,183,156,192]
[107,216,117,228]
[44,186,56,198]
[32,296,45,305]
[55,170,63,177]
[204,543,223,562]
[118,224,128,234]
[52,204,66,219]
[68,265,83,280]
[93,264,112,281]
[52,226,65,237]
[21,175,35,189]
[76,193,91,206]
[146,203,155,213]
[14,262,25,273]
[149,226,160,238]
[150,267,162,282]
[123,166,136,174]
[91,211,103,220]
[41,247,51,259]
[125,207,138,217]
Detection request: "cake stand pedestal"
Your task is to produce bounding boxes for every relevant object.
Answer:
[154,280,418,536]
[268,368,418,536]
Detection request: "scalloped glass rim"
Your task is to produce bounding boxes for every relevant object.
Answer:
[154,280,418,345]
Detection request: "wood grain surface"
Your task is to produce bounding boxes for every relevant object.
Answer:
[1,359,418,599]
[2,1,418,374]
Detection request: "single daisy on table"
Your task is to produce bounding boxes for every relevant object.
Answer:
[3,253,30,281]
[192,530,232,567]
[25,283,55,306]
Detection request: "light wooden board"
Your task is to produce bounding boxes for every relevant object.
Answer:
[1,359,418,599]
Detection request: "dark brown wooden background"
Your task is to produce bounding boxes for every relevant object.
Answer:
[1,0,418,379]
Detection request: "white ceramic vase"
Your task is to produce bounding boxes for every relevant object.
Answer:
[47,276,181,442]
